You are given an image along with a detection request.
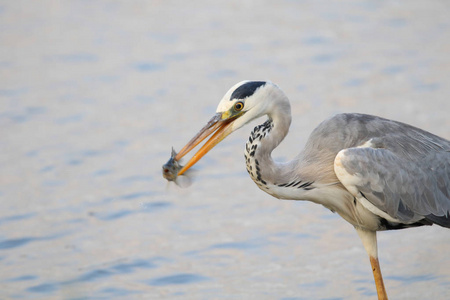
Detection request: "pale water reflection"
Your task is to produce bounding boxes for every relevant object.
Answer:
[1,1,450,299]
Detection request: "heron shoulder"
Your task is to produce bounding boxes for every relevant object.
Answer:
[307,113,450,157]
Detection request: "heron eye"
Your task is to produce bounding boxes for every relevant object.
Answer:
[234,101,244,111]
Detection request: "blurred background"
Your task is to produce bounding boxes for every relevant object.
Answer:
[1,1,449,299]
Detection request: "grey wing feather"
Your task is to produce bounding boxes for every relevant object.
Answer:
[338,146,450,224]
[306,113,450,226]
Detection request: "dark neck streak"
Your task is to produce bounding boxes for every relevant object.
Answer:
[244,104,296,191]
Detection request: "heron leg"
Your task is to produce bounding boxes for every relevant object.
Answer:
[356,229,388,300]
[370,255,388,300]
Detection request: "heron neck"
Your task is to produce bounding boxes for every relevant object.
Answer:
[244,102,293,189]
[261,106,292,163]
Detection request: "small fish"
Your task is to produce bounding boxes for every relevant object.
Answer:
[162,148,182,182]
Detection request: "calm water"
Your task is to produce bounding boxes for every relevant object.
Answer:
[1,1,450,299]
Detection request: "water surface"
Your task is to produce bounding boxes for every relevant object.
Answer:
[1,1,450,299]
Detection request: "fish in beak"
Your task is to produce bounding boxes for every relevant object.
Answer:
[162,111,238,182]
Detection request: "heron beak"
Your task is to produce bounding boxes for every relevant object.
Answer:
[175,112,236,176]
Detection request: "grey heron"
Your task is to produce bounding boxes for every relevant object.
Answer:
[163,80,450,300]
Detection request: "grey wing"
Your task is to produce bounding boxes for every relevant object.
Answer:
[334,146,450,227]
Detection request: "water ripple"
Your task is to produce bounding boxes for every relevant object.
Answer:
[311,53,339,64]
[147,273,210,286]
[386,274,437,284]
[210,238,268,250]
[27,282,58,293]
[134,62,165,72]
[111,259,157,274]
[382,65,406,74]
[0,87,28,97]
[6,275,38,282]
[343,78,365,87]
[99,287,136,297]
[302,36,330,45]
[93,201,171,221]
[45,53,98,63]
[75,269,113,282]
[54,113,84,125]
[0,213,36,226]
[142,201,171,211]
[0,237,38,250]
[65,258,159,284]
[94,209,134,221]
[0,233,68,250]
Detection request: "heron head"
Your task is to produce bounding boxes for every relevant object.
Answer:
[174,80,278,176]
